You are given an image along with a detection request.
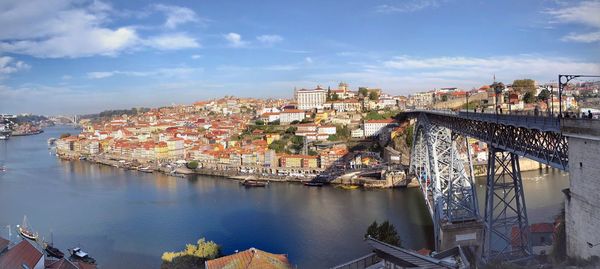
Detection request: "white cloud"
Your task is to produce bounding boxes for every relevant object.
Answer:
[0,1,204,58]
[256,35,283,45]
[0,56,30,75]
[146,33,200,50]
[562,31,600,43]
[546,1,600,43]
[305,57,314,64]
[375,0,443,13]
[86,67,202,79]
[0,0,140,58]
[191,54,203,59]
[153,4,200,29]
[224,32,247,48]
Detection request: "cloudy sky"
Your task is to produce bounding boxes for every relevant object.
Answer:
[1,0,599,115]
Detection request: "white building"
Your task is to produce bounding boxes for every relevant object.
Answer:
[318,125,337,135]
[408,92,434,109]
[363,119,397,137]
[296,87,327,110]
[280,109,306,124]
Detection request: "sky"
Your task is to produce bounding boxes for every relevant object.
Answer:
[1,0,600,115]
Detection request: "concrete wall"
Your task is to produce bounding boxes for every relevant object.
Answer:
[564,133,600,259]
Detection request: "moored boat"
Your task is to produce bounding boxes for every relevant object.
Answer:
[45,243,65,259]
[138,166,153,173]
[303,182,324,187]
[241,179,268,187]
[17,215,38,240]
[69,247,96,264]
[338,184,360,190]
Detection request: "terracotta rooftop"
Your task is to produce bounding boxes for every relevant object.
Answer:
[205,248,292,269]
[0,239,43,269]
[0,237,8,252]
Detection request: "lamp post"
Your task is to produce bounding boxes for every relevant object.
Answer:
[466,91,469,115]
[558,75,600,118]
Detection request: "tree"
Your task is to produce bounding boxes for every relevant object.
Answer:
[290,120,300,125]
[255,120,265,126]
[186,161,199,170]
[358,87,369,97]
[538,89,550,102]
[285,126,297,134]
[365,111,385,120]
[523,91,535,104]
[441,95,448,102]
[331,93,339,101]
[268,140,286,153]
[364,220,402,247]
[161,238,221,269]
[512,79,535,94]
[59,133,71,139]
[405,125,414,148]
[368,90,379,101]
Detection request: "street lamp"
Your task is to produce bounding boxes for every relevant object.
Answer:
[558,74,600,117]
[587,242,600,248]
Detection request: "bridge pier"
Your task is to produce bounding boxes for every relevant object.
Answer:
[482,147,532,263]
[561,119,600,260]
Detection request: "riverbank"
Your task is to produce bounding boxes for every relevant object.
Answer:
[11,129,44,136]
[55,152,360,187]
[473,157,550,176]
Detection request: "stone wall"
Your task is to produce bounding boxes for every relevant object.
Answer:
[565,134,600,259]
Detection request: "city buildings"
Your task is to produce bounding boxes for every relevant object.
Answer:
[295,87,327,110]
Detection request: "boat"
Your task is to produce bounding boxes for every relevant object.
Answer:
[69,247,96,264]
[138,166,153,173]
[0,166,5,172]
[304,182,324,187]
[338,185,360,190]
[45,232,64,259]
[17,216,38,241]
[45,243,65,259]
[241,179,268,187]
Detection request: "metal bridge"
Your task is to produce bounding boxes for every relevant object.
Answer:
[404,110,570,264]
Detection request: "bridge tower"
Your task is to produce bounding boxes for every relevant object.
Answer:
[410,115,482,254]
[481,148,532,263]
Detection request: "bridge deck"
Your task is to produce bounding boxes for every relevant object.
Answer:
[410,110,560,132]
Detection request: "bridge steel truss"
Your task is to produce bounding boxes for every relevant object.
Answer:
[407,111,561,263]
[482,147,532,263]
[410,114,479,250]
[421,112,568,171]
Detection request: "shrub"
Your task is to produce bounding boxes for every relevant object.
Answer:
[186,161,199,170]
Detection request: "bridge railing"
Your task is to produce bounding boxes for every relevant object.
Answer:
[407,109,561,132]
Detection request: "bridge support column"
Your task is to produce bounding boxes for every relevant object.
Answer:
[482,147,532,263]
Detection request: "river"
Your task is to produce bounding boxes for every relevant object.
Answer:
[0,126,568,268]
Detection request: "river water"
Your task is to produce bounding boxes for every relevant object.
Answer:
[0,126,568,268]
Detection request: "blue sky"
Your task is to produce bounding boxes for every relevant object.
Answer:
[1,0,599,115]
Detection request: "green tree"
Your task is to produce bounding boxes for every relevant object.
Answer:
[405,125,414,148]
[538,89,550,102]
[290,120,300,125]
[268,140,286,153]
[327,134,338,141]
[368,90,379,100]
[186,161,199,170]
[441,95,448,102]
[512,79,535,94]
[161,238,221,269]
[59,133,71,139]
[255,120,265,126]
[523,91,535,104]
[285,126,297,134]
[364,220,402,247]
[358,87,369,97]
[331,93,339,101]
[365,111,385,120]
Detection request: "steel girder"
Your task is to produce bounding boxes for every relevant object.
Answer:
[410,114,479,250]
[421,114,568,171]
[482,147,532,263]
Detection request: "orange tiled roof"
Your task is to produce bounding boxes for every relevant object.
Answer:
[0,240,43,269]
[205,248,292,269]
